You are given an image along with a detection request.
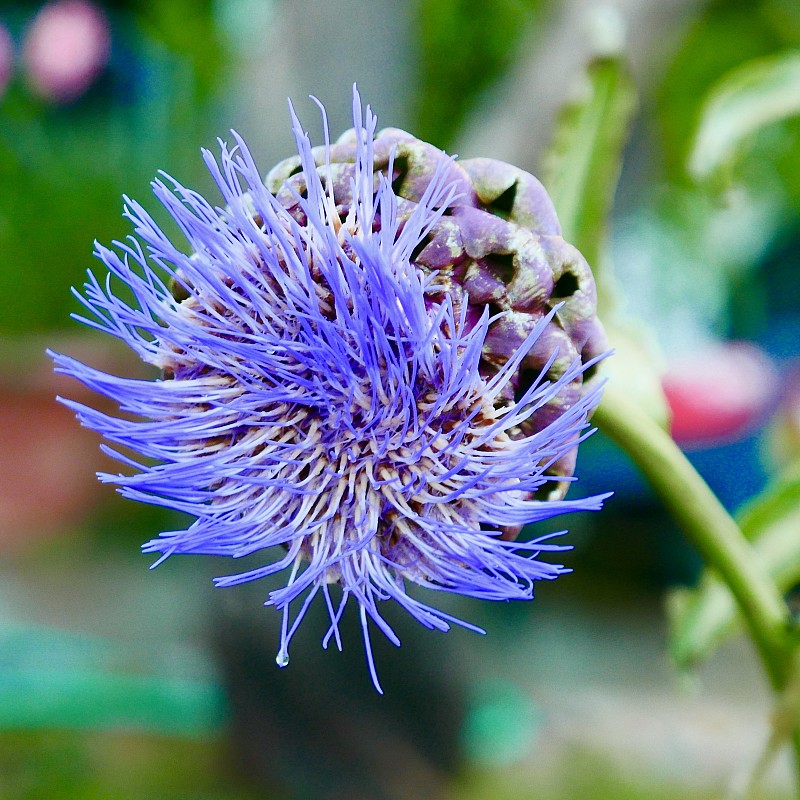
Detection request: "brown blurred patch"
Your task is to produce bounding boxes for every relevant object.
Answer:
[0,334,148,552]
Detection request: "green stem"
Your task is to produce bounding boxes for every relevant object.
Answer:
[593,383,800,781]
[737,652,800,798]
[592,384,791,686]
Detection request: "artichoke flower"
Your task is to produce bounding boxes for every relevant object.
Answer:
[51,89,609,689]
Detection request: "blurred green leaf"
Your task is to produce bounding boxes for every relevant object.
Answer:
[688,51,800,181]
[461,679,541,767]
[0,668,226,735]
[0,24,222,334]
[414,0,542,147]
[543,55,637,277]
[0,623,227,735]
[542,56,670,425]
[668,459,800,670]
[656,2,787,180]
[0,729,260,800]
[137,0,227,99]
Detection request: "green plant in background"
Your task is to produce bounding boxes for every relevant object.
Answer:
[540,17,800,794]
[3,0,800,797]
[632,0,800,355]
[414,0,544,147]
[0,0,226,334]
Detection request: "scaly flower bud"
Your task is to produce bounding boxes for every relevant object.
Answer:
[51,89,609,690]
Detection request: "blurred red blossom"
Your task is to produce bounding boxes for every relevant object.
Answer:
[663,342,780,448]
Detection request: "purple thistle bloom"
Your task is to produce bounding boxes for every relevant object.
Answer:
[51,89,609,691]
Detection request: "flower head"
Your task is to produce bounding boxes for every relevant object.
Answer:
[52,89,609,690]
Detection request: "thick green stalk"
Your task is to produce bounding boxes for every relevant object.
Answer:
[593,384,791,687]
[594,384,800,782]
[594,383,800,783]
[736,651,800,798]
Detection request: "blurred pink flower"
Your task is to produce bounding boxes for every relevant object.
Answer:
[663,342,780,448]
[22,0,110,103]
[0,23,13,99]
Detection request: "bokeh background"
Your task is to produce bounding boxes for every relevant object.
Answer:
[1,0,799,798]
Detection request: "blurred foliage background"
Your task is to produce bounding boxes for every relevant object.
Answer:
[0,0,799,798]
